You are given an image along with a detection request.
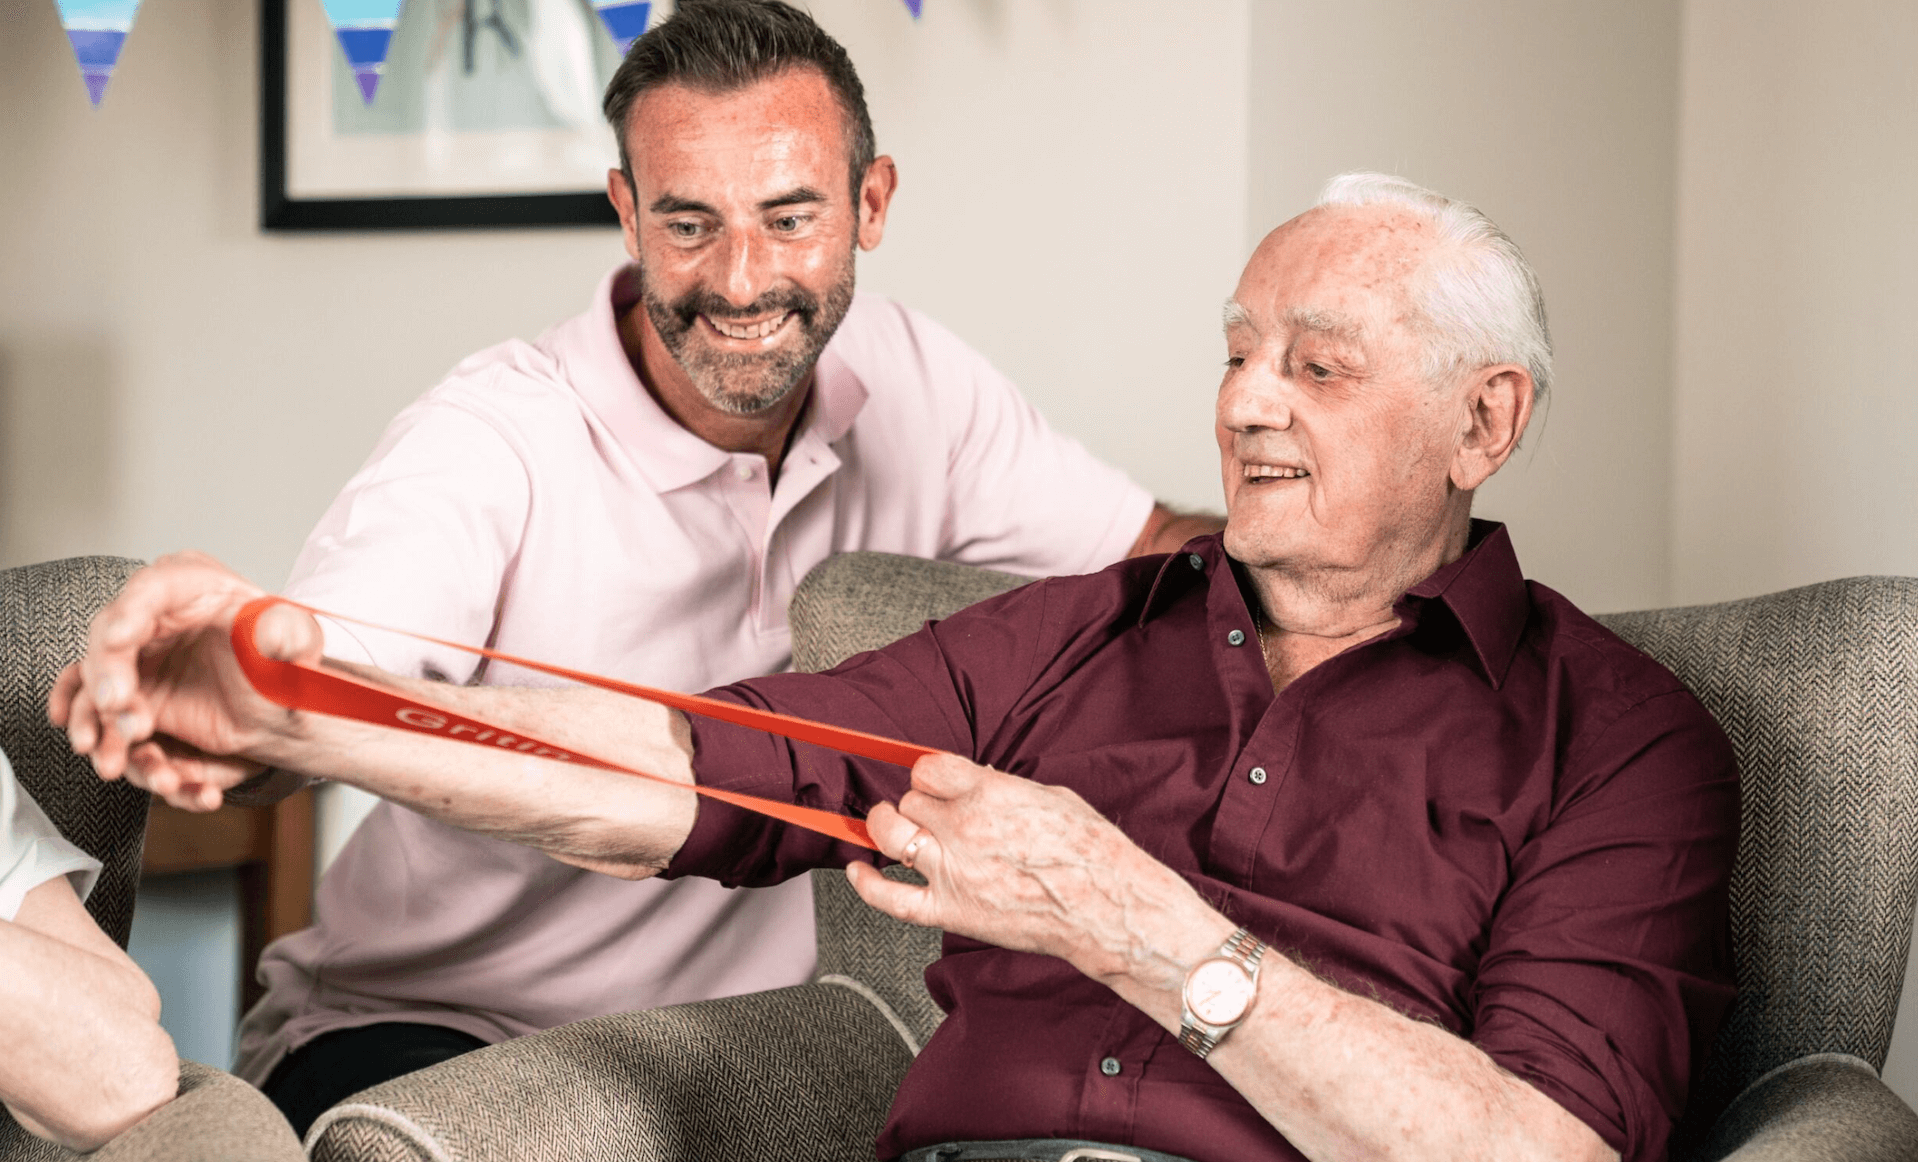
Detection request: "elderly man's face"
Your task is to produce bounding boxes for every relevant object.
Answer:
[1217,205,1473,583]
[613,68,870,415]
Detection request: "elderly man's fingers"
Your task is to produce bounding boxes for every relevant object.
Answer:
[87,707,138,781]
[128,741,260,812]
[47,663,82,729]
[127,743,214,811]
[909,751,990,801]
[121,740,174,794]
[253,600,325,665]
[62,681,100,755]
[863,800,924,862]
[846,860,938,927]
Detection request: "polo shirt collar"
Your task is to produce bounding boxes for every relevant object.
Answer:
[1140,518,1530,689]
[561,265,868,493]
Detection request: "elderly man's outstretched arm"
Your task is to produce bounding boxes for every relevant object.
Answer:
[51,552,699,879]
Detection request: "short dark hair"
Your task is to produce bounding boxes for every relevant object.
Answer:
[601,0,877,204]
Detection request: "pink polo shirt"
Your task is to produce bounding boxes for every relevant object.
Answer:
[233,266,1153,1083]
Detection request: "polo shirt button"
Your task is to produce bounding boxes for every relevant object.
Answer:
[1187,553,1204,571]
[1100,1056,1122,1076]
[1227,629,1246,646]
[734,463,755,481]
[1249,766,1268,785]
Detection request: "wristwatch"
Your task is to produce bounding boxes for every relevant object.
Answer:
[1178,927,1266,1058]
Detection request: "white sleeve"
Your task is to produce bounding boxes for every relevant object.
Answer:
[0,754,101,922]
[925,315,1155,576]
[283,392,531,682]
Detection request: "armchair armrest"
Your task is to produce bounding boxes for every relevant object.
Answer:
[1694,1053,1918,1162]
[1,1061,303,1162]
[308,981,917,1162]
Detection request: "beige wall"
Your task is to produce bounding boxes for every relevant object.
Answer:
[1672,0,1918,1105]
[1672,0,1918,604]
[1247,0,1683,615]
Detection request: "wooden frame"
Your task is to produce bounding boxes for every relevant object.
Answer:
[259,0,622,232]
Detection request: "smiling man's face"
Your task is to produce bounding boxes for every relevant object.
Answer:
[1217,204,1473,590]
[616,67,864,415]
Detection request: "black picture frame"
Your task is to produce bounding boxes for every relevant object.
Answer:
[259,0,621,232]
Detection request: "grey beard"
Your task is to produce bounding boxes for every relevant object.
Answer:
[642,269,856,416]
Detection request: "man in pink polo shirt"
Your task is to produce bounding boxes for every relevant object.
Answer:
[221,0,1212,1132]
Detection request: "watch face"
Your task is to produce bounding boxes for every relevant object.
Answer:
[1186,957,1255,1025]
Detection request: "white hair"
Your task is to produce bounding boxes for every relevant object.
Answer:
[1315,172,1552,401]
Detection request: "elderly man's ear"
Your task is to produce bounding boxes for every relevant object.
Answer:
[1449,365,1535,492]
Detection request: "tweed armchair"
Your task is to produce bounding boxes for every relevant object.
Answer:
[0,557,304,1162]
[308,552,1918,1162]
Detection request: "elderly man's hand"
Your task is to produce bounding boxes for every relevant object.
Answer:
[848,754,1231,992]
[47,551,320,812]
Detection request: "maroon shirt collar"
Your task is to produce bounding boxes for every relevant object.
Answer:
[1142,519,1529,690]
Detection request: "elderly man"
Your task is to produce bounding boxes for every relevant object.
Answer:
[58,174,1737,1162]
[215,0,1211,1129]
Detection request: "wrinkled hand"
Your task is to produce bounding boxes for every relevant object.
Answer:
[47,551,322,811]
[848,754,1224,987]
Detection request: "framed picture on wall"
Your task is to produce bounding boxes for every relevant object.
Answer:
[261,0,660,230]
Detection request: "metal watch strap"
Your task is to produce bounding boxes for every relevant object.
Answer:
[1177,928,1266,1058]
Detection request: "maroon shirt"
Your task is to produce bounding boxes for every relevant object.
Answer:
[669,523,1739,1162]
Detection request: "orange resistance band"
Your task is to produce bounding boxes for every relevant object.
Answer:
[229,596,947,851]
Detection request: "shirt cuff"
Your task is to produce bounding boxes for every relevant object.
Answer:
[662,700,798,886]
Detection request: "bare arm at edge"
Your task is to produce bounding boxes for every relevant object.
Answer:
[0,876,178,1151]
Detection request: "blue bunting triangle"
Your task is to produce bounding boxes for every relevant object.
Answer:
[593,1,653,56]
[322,0,403,105]
[56,0,141,107]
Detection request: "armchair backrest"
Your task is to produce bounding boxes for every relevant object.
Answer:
[1598,577,1918,1140]
[793,552,1029,1048]
[789,554,1918,1139]
[0,556,148,947]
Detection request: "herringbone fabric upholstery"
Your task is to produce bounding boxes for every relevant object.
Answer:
[1598,577,1918,1150]
[812,865,944,1048]
[790,551,1032,1052]
[0,556,146,945]
[788,551,1031,675]
[308,983,915,1162]
[88,1063,304,1162]
[1691,1054,1918,1161]
[0,1116,62,1162]
[0,1054,305,1161]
